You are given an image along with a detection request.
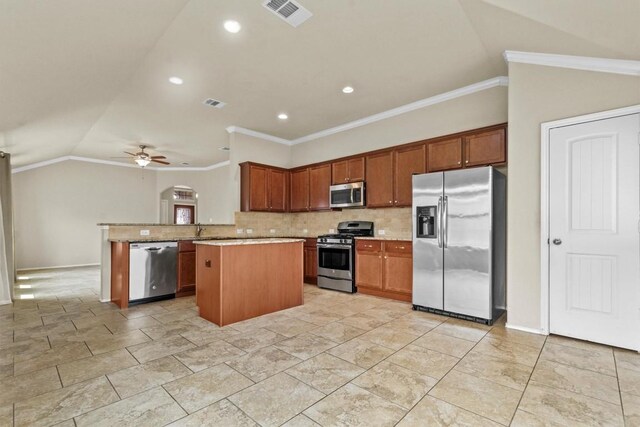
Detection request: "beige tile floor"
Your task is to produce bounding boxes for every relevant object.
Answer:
[1,266,638,426]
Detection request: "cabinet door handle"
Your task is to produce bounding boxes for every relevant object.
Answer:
[384,256,388,259]
[457,161,461,165]
[398,246,405,250]
[389,200,392,204]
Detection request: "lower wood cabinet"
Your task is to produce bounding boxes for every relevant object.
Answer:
[303,238,317,284]
[355,239,412,302]
[177,241,196,296]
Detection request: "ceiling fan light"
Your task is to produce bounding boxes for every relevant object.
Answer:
[135,158,151,167]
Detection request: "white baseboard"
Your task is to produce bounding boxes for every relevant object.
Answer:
[505,323,548,336]
[17,263,100,272]
[0,299,12,305]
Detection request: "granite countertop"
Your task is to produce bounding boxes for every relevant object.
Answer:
[194,238,305,246]
[98,223,232,227]
[355,236,412,241]
[109,236,312,243]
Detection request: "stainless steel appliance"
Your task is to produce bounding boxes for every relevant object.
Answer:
[329,182,365,208]
[412,166,506,324]
[317,221,374,292]
[129,241,178,304]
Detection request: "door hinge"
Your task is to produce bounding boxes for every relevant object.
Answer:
[547,238,550,245]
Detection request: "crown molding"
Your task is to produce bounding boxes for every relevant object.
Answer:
[225,76,508,147]
[503,50,640,76]
[11,156,230,174]
[226,126,293,146]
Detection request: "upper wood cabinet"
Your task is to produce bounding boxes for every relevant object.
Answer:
[463,128,506,167]
[240,162,289,212]
[290,168,310,212]
[332,157,365,184]
[393,144,426,207]
[309,163,331,210]
[366,151,394,208]
[427,137,463,172]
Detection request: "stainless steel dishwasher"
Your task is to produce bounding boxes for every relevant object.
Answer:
[129,241,178,304]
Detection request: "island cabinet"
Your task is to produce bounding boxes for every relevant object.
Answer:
[331,157,365,184]
[240,162,289,212]
[195,240,304,326]
[177,241,196,296]
[355,239,412,302]
[303,238,317,284]
[366,144,426,208]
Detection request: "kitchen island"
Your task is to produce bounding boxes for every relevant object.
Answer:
[195,239,304,326]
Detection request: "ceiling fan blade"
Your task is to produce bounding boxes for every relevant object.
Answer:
[151,159,170,165]
[124,151,137,156]
[150,155,166,160]
[109,156,133,159]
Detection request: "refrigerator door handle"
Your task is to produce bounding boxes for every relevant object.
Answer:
[443,195,449,248]
[437,196,443,248]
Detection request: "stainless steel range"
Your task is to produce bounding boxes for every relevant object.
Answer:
[317,221,374,293]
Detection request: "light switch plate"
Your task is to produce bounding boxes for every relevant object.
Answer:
[246,229,253,234]
[270,229,276,234]
[236,228,244,234]
[329,229,335,233]
[303,229,308,234]
[378,229,386,235]
[140,230,150,236]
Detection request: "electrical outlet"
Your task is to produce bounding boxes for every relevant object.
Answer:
[236,228,244,234]
[270,229,276,234]
[378,229,386,235]
[329,228,335,233]
[303,229,308,234]
[246,228,253,234]
[140,230,150,236]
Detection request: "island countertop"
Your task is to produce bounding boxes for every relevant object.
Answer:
[194,238,305,246]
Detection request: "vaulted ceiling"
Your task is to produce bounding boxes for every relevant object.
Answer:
[1,0,638,167]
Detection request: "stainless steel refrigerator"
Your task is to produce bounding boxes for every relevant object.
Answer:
[412,166,506,324]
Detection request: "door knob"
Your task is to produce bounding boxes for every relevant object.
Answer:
[552,239,562,245]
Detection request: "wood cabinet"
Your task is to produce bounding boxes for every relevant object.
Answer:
[239,124,506,213]
[355,239,412,302]
[393,144,426,207]
[240,162,289,212]
[463,128,506,168]
[427,137,463,172]
[365,151,394,208]
[303,238,317,284]
[177,241,196,296]
[309,163,331,211]
[332,157,365,184]
[355,242,383,290]
[289,168,310,212]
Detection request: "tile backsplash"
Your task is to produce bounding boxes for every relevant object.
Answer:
[235,208,411,239]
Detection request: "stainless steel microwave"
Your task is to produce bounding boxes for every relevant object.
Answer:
[329,182,365,208]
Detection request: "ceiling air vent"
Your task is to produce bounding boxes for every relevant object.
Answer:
[263,0,312,27]
[203,98,226,109]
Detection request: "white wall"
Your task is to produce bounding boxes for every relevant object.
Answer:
[507,63,640,331]
[13,160,157,269]
[290,86,508,166]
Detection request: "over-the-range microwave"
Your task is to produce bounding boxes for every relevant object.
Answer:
[329,182,365,208]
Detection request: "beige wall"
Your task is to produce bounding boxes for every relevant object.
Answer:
[155,165,233,224]
[507,63,640,331]
[13,160,157,269]
[290,86,508,167]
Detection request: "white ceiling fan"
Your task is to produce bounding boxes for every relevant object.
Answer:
[112,145,170,168]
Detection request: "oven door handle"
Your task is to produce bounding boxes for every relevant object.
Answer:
[317,244,352,250]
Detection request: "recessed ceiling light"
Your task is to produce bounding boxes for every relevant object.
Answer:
[278,113,288,120]
[169,76,183,85]
[219,146,230,151]
[224,20,241,33]
[181,162,190,166]
[342,86,354,94]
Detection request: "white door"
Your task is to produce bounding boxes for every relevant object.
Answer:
[549,113,640,350]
